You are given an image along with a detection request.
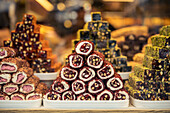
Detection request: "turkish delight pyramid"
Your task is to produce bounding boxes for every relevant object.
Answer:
[70,12,132,73]
[4,14,60,73]
[0,47,48,100]
[45,40,129,100]
[125,25,170,100]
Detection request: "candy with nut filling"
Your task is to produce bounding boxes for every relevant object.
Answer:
[26,92,42,100]
[11,93,25,100]
[97,90,113,100]
[0,92,10,100]
[114,89,129,100]
[62,91,76,100]
[0,73,11,84]
[77,93,95,101]
[3,83,19,95]
[68,53,84,68]
[88,79,104,94]
[79,66,95,82]
[72,80,86,95]
[0,47,16,59]
[35,82,48,95]
[45,91,61,100]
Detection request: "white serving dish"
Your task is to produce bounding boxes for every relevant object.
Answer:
[118,72,131,80]
[43,99,129,109]
[34,72,58,80]
[130,96,170,109]
[0,99,42,108]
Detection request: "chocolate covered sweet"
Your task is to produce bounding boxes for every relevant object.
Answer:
[52,78,70,93]
[72,80,85,95]
[62,91,76,100]
[87,51,104,69]
[79,66,95,82]
[77,93,95,101]
[97,90,113,100]
[75,40,94,56]
[3,83,19,95]
[60,66,78,81]
[11,93,25,100]
[88,79,104,94]
[0,74,11,84]
[68,53,84,68]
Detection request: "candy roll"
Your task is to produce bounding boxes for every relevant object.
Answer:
[97,90,113,100]
[72,80,86,95]
[68,53,84,68]
[0,47,16,59]
[107,73,123,91]
[0,73,11,84]
[87,51,104,69]
[12,67,33,84]
[44,91,61,100]
[52,78,70,93]
[0,58,22,73]
[60,66,78,81]
[77,93,95,101]
[35,82,48,95]
[20,75,39,94]
[11,93,25,100]
[0,92,10,100]
[75,40,94,56]
[97,61,115,80]
[62,91,76,100]
[88,79,104,94]
[79,66,95,82]
[114,89,129,100]
[3,83,19,95]
[26,92,42,100]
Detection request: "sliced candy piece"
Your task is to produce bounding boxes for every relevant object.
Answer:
[97,61,115,79]
[12,67,33,84]
[11,93,25,100]
[45,91,61,100]
[88,79,104,94]
[26,92,42,100]
[3,40,13,48]
[23,14,36,25]
[35,82,48,95]
[3,83,19,95]
[87,51,104,69]
[68,53,84,68]
[79,66,95,82]
[0,74,11,84]
[72,80,86,95]
[91,12,102,21]
[0,92,10,100]
[107,73,123,91]
[97,90,113,101]
[75,40,94,56]
[60,66,78,81]
[114,89,129,100]
[52,78,70,93]
[0,58,21,73]
[0,47,16,59]
[20,75,39,94]
[62,91,76,100]
[77,93,95,101]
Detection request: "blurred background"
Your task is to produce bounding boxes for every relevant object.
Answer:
[0,0,170,65]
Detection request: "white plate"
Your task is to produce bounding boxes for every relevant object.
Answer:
[34,72,58,80]
[130,96,170,109]
[0,99,42,108]
[43,99,129,109]
[118,72,131,80]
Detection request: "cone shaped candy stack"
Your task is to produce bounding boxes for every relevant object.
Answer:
[70,12,132,72]
[0,47,48,100]
[125,25,170,100]
[45,40,129,100]
[3,14,61,73]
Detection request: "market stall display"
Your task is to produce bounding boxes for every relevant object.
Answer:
[125,25,170,108]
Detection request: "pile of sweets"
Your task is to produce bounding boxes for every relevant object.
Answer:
[44,40,129,100]
[71,12,132,73]
[125,25,170,100]
[119,34,148,61]
[3,14,60,73]
[0,47,48,100]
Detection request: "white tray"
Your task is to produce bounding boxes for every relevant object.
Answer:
[130,96,170,109]
[43,99,129,109]
[34,72,58,80]
[118,72,131,80]
[0,99,42,108]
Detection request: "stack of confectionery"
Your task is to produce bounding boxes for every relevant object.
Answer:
[44,40,129,100]
[125,25,170,100]
[119,34,148,61]
[3,14,61,73]
[70,12,131,73]
[0,47,48,100]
